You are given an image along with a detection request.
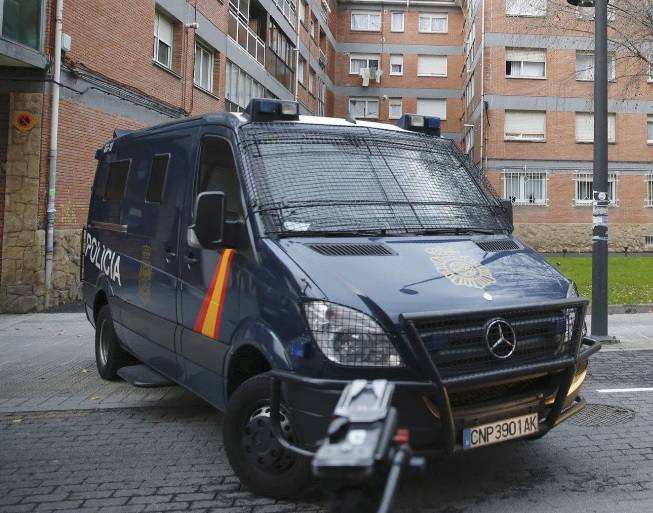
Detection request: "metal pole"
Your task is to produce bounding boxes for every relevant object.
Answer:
[591,0,609,337]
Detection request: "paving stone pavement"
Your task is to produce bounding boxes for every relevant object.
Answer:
[1,313,653,512]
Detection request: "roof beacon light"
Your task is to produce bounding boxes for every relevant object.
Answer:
[396,113,441,137]
[245,98,300,122]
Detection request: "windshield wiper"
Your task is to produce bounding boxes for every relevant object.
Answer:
[407,228,498,236]
[277,229,389,238]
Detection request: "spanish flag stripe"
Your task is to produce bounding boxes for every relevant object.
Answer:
[194,249,236,339]
[210,249,235,339]
[193,262,221,333]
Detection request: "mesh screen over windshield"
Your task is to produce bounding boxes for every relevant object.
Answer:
[237,123,510,235]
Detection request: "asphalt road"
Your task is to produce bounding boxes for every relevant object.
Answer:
[1,313,653,513]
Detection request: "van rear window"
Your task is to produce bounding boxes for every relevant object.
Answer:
[104,160,130,202]
[146,154,169,203]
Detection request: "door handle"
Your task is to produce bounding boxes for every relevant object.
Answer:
[165,247,176,257]
[183,253,197,264]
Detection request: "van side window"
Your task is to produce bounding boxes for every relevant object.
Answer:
[104,160,130,201]
[198,137,243,218]
[146,154,169,203]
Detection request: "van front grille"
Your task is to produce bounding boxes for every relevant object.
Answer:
[411,304,584,379]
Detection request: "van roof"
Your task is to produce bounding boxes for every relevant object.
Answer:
[103,111,410,147]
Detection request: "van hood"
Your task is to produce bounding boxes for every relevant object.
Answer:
[276,237,570,321]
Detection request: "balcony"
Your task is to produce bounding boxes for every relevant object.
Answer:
[228,8,265,66]
[319,49,327,68]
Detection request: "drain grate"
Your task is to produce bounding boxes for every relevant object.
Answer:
[568,404,636,427]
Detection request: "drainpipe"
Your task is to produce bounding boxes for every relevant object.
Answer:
[45,0,64,309]
[479,0,485,171]
[294,1,300,101]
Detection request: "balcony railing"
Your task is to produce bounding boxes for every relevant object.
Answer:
[272,0,296,29]
[228,9,265,66]
[319,49,327,68]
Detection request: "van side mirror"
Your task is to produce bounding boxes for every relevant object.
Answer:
[190,192,225,249]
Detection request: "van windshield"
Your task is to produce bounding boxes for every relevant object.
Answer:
[238,123,510,236]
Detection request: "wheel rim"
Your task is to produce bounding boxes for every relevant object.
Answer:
[242,403,296,474]
[98,319,109,368]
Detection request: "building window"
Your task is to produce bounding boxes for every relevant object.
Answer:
[298,56,305,85]
[391,12,404,32]
[318,81,326,116]
[350,54,380,75]
[310,15,317,39]
[576,3,616,21]
[299,0,306,24]
[417,55,447,77]
[465,73,475,107]
[389,98,402,119]
[505,48,546,79]
[503,171,548,205]
[418,13,448,33]
[154,12,174,68]
[575,172,617,205]
[349,98,379,119]
[390,55,403,76]
[225,60,267,111]
[648,115,653,144]
[308,67,315,95]
[646,174,653,207]
[1,0,42,50]
[194,41,214,92]
[506,0,546,17]
[351,11,381,31]
[575,112,616,143]
[576,51,616,81]
[645,235,653,248]
[416,98,447,120]
[466,21,476,71]
[504,110,546,141]
[465,128,474,155]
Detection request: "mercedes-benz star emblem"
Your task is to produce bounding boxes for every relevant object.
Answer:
[484,318,517,359]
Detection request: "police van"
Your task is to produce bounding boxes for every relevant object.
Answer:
[82,98,600,498]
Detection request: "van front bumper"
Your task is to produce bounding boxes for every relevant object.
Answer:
[269,335,601,457]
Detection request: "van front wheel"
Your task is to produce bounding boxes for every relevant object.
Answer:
[95,305,134,380]
[223,375,311,498]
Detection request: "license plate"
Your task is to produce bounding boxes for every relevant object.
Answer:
[463,413,538,450]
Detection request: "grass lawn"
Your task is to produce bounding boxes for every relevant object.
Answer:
[546,256,653,305]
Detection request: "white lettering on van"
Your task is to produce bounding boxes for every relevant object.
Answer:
[85,234,122,286]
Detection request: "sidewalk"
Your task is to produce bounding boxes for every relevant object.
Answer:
[0,311,651,413]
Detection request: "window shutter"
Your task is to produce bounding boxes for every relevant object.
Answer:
[417,55,447,76]
[505,111,545,136]
[576,113,593,141]
[416,99,447,120]
[506,48,545,62]
[157,15,173,46]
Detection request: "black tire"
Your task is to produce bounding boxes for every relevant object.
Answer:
[94,305,135,380]
[223,374,312,498]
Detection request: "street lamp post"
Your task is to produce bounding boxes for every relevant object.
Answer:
[567,0,610,339]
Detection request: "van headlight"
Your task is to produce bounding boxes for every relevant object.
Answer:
[303,301,403,368]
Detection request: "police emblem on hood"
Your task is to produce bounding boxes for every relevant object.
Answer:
[425,247,496,289]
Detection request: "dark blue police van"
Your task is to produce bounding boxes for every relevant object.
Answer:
[82,98,600,498]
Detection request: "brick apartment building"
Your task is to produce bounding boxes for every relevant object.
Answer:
[0,0,652,311]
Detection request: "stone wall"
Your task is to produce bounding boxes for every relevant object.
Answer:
[0,92,44,313]
[515,223,653,253]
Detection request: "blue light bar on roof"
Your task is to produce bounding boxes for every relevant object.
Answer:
[396,114,441,137]
[245,98,300,122]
